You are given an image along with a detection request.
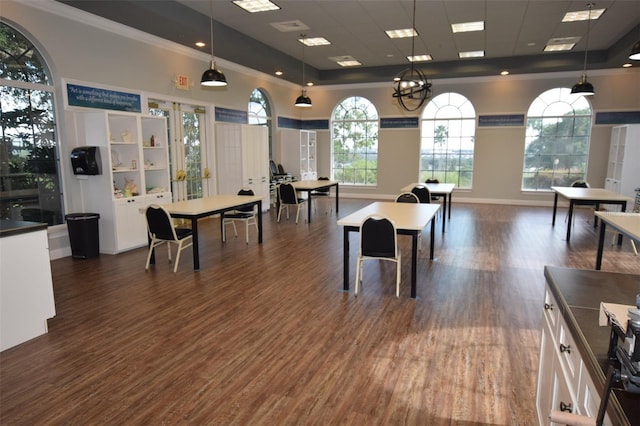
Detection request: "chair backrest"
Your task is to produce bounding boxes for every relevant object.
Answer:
[425,178,439,184]
[360,215,397,258]
[236,188,255,212]
[145,204,178,241]
[277,164,286,174]
[571,180,590,188]
[278,183,298,205]
[411,185,431,203]
[395,192,419,203]
[316,176,330,193]
[269,160,279,177]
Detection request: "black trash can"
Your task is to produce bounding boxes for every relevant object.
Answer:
[65,213,100,259]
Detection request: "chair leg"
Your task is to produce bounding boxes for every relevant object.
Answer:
[277,205,283,222]
[395,256,401,297]
[173,241,183,273]
[244,220,249,244]
[632,240,638,256]
[295,204,301,223]
[354,257,362,296]
[145,238,158,270]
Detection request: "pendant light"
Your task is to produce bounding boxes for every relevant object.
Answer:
[295,34,312,108]
[570,3,595,96]
[392,0,431,111]
[630,40,640,60]
[201,0,227,87]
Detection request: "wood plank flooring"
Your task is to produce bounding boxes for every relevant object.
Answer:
[1,200,639,425]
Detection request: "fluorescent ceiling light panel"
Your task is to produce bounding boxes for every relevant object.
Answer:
[299,37,331,46]
[233,0,280,13]
[562,8,605,22]
[385,28,418,39]
[329,56,361,67]
[544,43,576,51]
[408,54,432,62]
[459,50,484,58]
[451,21,485,33]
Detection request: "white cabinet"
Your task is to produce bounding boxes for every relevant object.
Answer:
[69,111,170,253]
[604,124,640,201]
[215,123,269,211]
[536,285,613,425]
[280,129,317,180]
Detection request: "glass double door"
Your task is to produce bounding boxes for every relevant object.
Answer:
[148,100,211,201]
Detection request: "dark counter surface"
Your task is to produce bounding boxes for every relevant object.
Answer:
[544,266,640,425]
[0,219,48,238]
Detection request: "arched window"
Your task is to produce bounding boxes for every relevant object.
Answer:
[248,88,274,157]
[332,96,378,185]
[420,93,476,188]
[522,88,592,190]
[0,22,62,225]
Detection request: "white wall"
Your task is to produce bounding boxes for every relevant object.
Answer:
[4,0,640,216]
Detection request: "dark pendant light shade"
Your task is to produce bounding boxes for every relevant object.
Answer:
[295,90,312,107]
[571,74,595,95]
[630,40,640,60]
[201,59,227,87]
[201,1,227,87]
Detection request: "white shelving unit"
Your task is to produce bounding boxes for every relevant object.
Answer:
[604,124,640,201]
[69,110,170,254]
[279,128,317,181]
[215,123,270,211]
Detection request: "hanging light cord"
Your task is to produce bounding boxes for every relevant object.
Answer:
[410,0,417,72]
[582,3,593,75]
[209,1,214,63]
[301,34,306,90]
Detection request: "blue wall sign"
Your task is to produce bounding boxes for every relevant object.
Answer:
[66,83,141,112]
[478,114,524,127]
[595,111,640,125]
[380,117,418,128]
[215,107,248,124]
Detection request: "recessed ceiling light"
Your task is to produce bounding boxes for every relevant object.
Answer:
[306,82,314,87]
[299,37,331,46]
[275,70,283,75]
[408,54,432,62]
[500,70,509,76]
[459,50,484,58]
[233,0,280,13]
[195,41,206,48]
[544,43,575,52]
[562,8,605,22]
[385,28,418,39]
[622,63,633,68]
[451,21,485,33]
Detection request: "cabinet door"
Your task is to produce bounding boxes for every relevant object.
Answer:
[536,324,556,425]
[215,123,243,195]
[114,197,147,252]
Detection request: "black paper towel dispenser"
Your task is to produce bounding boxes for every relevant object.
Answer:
[70,146,101,175]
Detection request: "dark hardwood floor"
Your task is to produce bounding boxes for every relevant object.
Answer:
[1,199,638,425]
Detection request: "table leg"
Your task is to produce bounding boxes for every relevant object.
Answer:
[441,196,447,233]
[335,184,339,214]
[257,200,263,243]
[618,202,627,245]
[307,190,312,223]
[191,217,200,271]
[566,201,574,242]
[411,231,418,298]
[448,193,452,220]
[596,221,606,270]
[430,218,435,260]
[343,227,350,291]
[552,193,559,226]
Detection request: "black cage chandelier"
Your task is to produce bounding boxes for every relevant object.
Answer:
[392,0,432,111]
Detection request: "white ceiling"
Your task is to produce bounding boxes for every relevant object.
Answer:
[58,0,640,85]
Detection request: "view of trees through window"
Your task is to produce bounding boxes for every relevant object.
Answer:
[523,88,592,191]
[419,93,476,188]
[248,88,273,157]
[331,96,378,185]
[0,22,62,225]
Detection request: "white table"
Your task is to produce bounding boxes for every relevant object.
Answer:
[289,180,339,223]
[401,183,455,233]
[593,211,640,270]
[337,202,440,298]
[551,186,632,242]
[162,195,263,270]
